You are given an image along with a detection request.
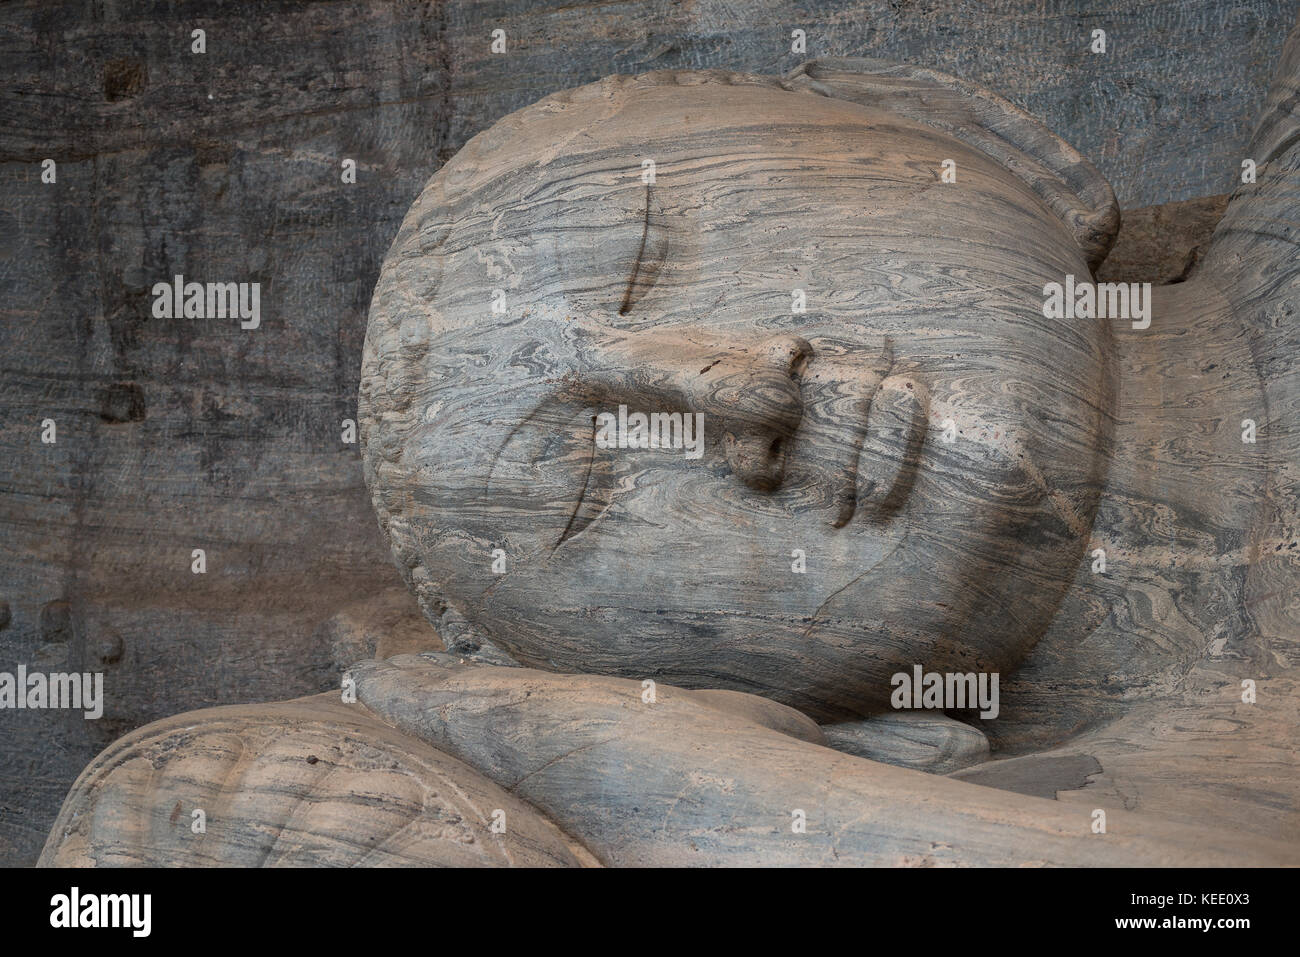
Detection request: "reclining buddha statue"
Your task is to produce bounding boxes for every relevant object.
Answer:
[39,17,1300,867]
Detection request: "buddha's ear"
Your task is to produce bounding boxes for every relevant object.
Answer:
[783,58,1120,272]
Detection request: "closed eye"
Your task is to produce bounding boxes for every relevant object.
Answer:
[555,413,616,549]
[485,394,619,552]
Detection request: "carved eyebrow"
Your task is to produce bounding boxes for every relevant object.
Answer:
[618,183,652,315]
[617,182,669,317]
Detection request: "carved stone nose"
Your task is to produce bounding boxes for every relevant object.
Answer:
[710,335,810,490]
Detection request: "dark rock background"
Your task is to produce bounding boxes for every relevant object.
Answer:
[0,0,1291,866]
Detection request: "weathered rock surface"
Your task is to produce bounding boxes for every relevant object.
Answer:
[317,586,444,673]
[951,673,1300,846]
[39,693,595,867]
[4,0,1297,866]
[42,653,1300,866]
[339,655,1297,866]
[822,712,990,773]
[361,61,1118,722]
[1095,194,1230,285]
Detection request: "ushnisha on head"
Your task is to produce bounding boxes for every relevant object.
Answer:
[360,63,1119,721]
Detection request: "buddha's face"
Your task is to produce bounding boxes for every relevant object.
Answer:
[362,71,1114,721]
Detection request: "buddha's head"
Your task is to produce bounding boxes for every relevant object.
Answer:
[360,62,1119,721]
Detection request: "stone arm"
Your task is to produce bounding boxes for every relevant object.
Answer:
[41,654,1297,866]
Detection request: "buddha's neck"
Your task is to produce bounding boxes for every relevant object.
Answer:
[991,277,1273,751]
[1105,279,1270,584]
